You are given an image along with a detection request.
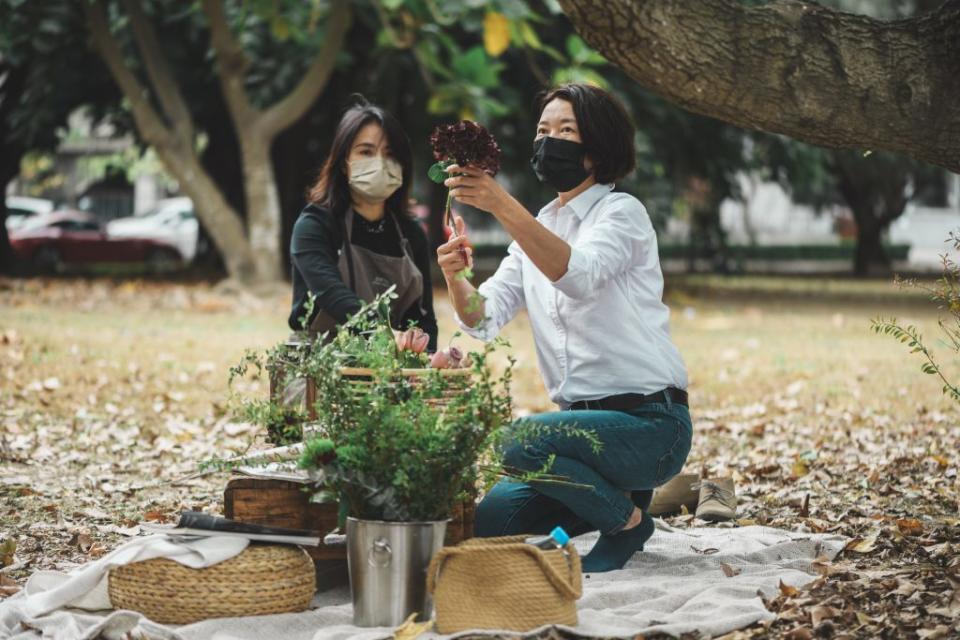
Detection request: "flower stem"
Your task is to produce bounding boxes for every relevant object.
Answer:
[444,190,454,233]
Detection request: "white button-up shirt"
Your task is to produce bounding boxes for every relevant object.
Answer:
[456,183,688,408]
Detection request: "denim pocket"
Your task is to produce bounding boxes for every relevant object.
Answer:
[654,417,692,485]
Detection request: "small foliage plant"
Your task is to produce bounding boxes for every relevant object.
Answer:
[228,289,599,524]
[873,231,960,403]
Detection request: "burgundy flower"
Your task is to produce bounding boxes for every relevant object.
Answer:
[430,121,502,176]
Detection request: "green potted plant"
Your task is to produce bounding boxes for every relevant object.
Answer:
[294,291,512,626]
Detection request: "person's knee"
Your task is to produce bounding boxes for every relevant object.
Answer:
[502,442,532,472]
[474,490,513,537]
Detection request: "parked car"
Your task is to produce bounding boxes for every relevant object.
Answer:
[106,197,200,263]
[10,210,183,273]
[5,196,55,231]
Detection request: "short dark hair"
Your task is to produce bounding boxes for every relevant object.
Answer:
[536,84,636,185]
[307,96,413,218]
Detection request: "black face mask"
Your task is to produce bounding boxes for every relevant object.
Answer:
[530,136,590,192]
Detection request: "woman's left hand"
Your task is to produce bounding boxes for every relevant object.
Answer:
[444,164,512,215]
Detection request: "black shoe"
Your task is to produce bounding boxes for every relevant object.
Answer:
[581,511,655,573]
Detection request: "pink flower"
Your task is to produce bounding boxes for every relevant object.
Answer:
[448,346,463,364]
[396,328,429,354]
[394,330,411,352]
[430,350,453,369]
[409,329,429,354]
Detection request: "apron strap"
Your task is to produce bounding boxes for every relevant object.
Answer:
[388,210,428,316]
[340,208,357,291]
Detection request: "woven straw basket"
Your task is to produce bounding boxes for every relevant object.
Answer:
[427,535,582,633]
[271,365,473,421]
[339,366,472,410]
[108,544,315,624]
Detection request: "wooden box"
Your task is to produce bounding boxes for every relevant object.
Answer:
[223,476,476,562]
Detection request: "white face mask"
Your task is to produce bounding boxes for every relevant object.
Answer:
[348,156,403,202]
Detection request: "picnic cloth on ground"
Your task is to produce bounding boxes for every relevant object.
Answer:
[0,523,846,640]
[1,534,248,639]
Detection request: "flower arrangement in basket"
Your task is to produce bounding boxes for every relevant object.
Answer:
[228,289,596,524]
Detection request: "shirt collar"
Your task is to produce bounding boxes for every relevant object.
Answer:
[539,183,614,221]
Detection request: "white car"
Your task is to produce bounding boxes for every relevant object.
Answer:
[107,197,199,263]
[5,196,56,231]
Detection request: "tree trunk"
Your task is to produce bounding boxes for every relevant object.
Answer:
[240,131,284,282]
[155,144,259,282]
[832,150,910,276]
[557,0,960,174]
[0,150,23,275]
[84,1,259,282]
[853,217,889,277]
[85,0,350,286]
[0,201,13,276]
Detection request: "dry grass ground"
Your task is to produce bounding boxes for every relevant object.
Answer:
[1,275,957,638]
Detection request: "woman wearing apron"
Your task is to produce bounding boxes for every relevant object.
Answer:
[284,99,438,407]
[437,84,691,572]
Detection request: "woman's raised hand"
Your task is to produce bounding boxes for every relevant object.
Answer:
[444,164,511,214]
[436,215,474,281]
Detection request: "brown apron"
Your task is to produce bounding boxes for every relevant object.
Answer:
[308,207,425,337]
[281,208,425,412]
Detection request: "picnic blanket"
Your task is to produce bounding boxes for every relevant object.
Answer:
[0,522,846,640]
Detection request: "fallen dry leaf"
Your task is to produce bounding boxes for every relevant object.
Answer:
[809,605,839,627]
[721,562,742,577]
[0,574,21,597]
[916,625,951,640]
[691,546,720,555]
[846,528,881,553]
[782,627,813,640]
[0,539,16,567]
[896,518,924,537]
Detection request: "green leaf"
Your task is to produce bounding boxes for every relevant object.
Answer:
[428,161,451,184]
[552,66,608,88]
[270,16,290,41]
[566,35,606,65]
[452,46,502,88]
[519,20,541,49]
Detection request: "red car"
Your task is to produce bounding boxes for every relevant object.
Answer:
[10,210,184,273]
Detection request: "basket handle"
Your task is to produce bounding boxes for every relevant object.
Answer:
[426,542,582,600]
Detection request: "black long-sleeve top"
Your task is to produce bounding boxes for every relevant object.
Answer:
[288,204,438,351]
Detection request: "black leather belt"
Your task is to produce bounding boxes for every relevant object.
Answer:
[568,387,688,411]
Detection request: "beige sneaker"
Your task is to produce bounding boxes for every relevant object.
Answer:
[649,473,700,516]
[694,478,737,521]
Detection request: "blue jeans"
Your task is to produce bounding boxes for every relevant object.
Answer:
[476,401,693,538]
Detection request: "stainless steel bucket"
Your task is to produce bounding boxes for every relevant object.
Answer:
[346,517,448,627]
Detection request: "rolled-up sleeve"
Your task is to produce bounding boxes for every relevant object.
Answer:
[551,197,652,300]
[455,242,526,342]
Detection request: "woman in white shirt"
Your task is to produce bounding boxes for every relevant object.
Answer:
[437,84,691,572]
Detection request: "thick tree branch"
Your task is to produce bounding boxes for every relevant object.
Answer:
[557,0,960,173]
[82,1,171,147]
[201,0,255,126]
[120,0,195,143]
[260,0,352,137]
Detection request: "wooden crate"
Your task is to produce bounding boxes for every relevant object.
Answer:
[223,476,476,562]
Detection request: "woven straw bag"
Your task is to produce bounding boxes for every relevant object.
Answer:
[426,535,581,633]
[108,544,315,624]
